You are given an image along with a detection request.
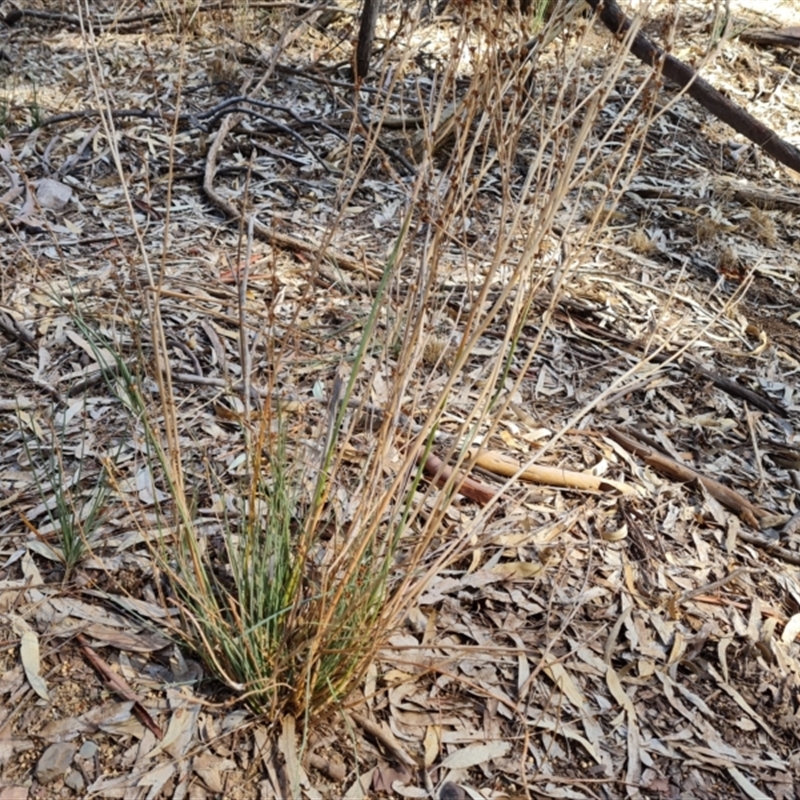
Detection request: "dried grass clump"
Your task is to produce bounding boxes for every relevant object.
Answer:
[59,0,651,723]
[628,225,656,254]
[742,205,778,247]
[717,243,743,279]
[695,213,721,244]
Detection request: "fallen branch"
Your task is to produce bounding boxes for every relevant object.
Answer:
[203,108,383,279]
[686,362,787,418]
[644,353,788,418]
[349,712,417,768]
[607,427,776,529]
[739,26,800,50]
[584,0,800,173]
[713,177,800,211]
[76,633,163,740]
[543,306,788,419]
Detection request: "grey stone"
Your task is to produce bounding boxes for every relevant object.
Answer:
[35,742,77,785]
[78,740,98,760]
[65,769,85,792]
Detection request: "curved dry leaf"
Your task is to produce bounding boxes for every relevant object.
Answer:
[137,762,175,797]
[344,768,375,800]
[545,663,587,709]
[423,725,440,768]
[727,767,770,800]
[439,741,511,770]
[529,717,601,763]
[192,752,237,793]
[392,781,427,798]
[605,667,635,716]
[279,714,303,800]
[664,674,715,717]
[81,623,171,653]
[10,615,49,702]
[506,632,530,698]
[145,696,198,762]
[781,612,800,644]
[25,540,63,563]
[491,561,542,579]
[20,629,49,701]
[600,523,628,542]
[39,701,135,743]
[705,663,776,740]
[42,596,135,629]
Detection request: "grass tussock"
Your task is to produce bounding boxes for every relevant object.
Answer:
[22,0,660,725]
[18,410,110,580]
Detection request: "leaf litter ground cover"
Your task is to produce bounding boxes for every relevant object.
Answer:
[0,0,799,797]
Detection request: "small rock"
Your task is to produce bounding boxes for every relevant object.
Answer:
[35,178,72,211]
[439,783,466,800]
[78,740,98,760]
[65,769,85,792]
[35,742,77,785]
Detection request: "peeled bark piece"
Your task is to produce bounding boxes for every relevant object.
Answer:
[472,449,637,495]
[421,453,495,505]
[584,0,800,174]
